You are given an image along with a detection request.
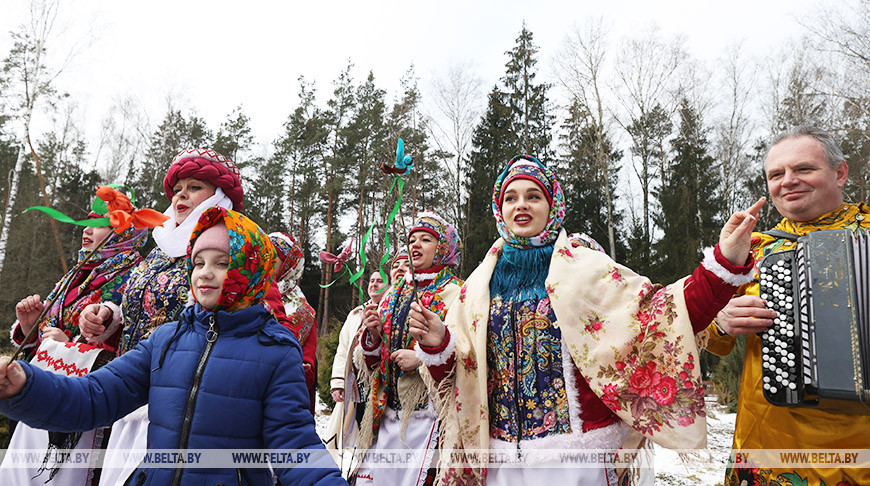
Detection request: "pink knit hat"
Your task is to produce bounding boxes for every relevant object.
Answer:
[191,221,230,259]
[163,148,244,210]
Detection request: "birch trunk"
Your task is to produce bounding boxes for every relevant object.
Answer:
[0,145,28,279]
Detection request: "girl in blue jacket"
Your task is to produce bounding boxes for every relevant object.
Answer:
[0,207,346,486]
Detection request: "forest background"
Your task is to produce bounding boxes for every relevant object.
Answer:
[0,0,867,420]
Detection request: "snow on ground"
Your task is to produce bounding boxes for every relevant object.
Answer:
[315,394,737,485]
[653,395,735,486]
[314,395,333,436]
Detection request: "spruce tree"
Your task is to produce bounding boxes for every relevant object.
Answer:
[503,25,554,159]
[465,87,517,269]
[653,98,722,283]
[464,25,553,269]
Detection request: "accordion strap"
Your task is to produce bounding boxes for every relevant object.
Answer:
[762,229,799,241]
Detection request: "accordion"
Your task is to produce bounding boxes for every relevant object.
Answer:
[758,228,870,413]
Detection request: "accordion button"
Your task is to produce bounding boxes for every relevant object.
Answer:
[763,383,770,390]
[762,347,769,354]
[785,303,793,310]
[789,383,797,390]
[770,386,778,393]
[787,360,795,367]
[763,376,770,383]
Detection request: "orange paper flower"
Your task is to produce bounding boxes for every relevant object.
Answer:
[97,185,169,233]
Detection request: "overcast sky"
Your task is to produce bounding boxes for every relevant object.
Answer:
[0,0,819,162]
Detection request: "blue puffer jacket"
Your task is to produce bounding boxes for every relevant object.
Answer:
[0,303,346,486]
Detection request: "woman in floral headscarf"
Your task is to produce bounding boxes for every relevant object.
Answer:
[0,192,147,486]
[10,198,147,356]
[409,155,764,485]
[353,212,464,486]
[0,207,345,485]
[268,231,318,412]
[76,148,245,486]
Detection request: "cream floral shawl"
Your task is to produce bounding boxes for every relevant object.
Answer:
[426,230,707,483]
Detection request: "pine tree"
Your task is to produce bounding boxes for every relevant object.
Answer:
[387,67,446,219]
[653,98,723,283]
[271,77,328,309]
[346,71,388,308]
[127,109,213,210]
[559,99,625,257]
[213,106,254,166]
[213,106,261,216]
[317,62,357,335]
[624,103,672,275]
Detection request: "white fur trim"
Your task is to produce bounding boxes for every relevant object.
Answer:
[489,421,630,464]
[9,321,36,349]
[562,339,585,435]
[701,246,754,287]
[414,329,456,367]
[413,271,439,282]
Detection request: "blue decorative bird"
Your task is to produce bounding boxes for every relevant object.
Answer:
[380,138,414,175]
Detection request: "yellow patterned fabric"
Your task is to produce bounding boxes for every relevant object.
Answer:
[429,230,707,484]
[702,203,870,486]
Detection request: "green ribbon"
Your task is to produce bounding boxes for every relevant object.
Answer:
[23,206,110,227]
[378,176,404,285]
[318,175,406,305]
[319,266,349,289]
[25,183,137,228]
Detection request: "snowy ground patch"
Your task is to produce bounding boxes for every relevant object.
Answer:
[652,395,735,486]
[315,394,737,485]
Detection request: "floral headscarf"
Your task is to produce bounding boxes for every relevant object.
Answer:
[491,155,566,249]
[408,211,462,268]
[392,247,409,265]
[268,232,304,285]
[186,207,276,312]
[39,211,148,333]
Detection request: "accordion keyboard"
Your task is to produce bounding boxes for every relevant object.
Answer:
[758,250,817,405]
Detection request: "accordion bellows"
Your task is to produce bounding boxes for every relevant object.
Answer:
[758,228,870,414]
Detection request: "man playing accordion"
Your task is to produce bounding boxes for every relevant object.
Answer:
[703,125,870,486]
